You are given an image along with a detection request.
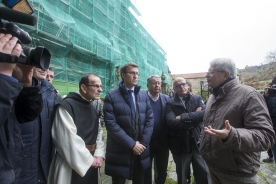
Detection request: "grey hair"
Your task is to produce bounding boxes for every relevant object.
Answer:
[210,58,237,79]
[147,75,161,84]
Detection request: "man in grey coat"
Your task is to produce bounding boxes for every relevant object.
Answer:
[199,58,275,184]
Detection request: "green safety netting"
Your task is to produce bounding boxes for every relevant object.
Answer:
[1,0,171,97]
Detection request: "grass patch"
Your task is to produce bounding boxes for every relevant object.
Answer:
[257,171,269,184]
[165,160,196,184]
[165,177,178,184]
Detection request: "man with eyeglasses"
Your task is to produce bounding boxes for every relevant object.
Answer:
[144,75,170,184]
[165,77,210,184]
[19,67,62,184]
[199,58,275,184]
[48,73,105,184]
[103,62,154,184]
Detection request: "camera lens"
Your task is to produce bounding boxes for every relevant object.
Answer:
[22,46,51,69]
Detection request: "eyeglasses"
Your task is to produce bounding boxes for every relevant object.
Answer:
[85,84,102,89]
[126,72,139,76]
[175,83,186,89]
[206,70,225,76]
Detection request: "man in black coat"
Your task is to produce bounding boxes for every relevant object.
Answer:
[144,75,170,184]
[263,78,276,163]
[165,77,210,184]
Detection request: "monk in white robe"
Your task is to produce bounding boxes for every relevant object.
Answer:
[48,74,105,184]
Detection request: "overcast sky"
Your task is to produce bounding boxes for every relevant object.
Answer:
[134,0,276,74]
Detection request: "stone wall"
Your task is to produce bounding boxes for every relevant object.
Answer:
[185,77,207,94]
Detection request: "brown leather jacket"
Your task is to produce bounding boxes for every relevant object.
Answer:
[199,79,275,177]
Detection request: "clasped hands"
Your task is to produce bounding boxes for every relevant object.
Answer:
[91,156,104,168]
[132,141,146,155]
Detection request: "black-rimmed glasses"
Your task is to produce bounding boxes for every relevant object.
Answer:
[175,83,186,89]
[206,70,225,76]
[85,84,102,89]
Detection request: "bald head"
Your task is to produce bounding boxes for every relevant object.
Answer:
[173,77,189,97]
[173,77,186,87]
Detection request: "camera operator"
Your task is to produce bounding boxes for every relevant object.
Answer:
[263,78,276,164]
[0,33,42,184]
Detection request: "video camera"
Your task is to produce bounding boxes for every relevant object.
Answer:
[0,0,50,69]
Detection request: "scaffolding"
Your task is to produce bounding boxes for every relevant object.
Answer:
[1,0,170,97]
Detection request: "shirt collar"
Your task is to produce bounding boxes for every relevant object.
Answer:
[77,90,92,102]
[147,91,159,101]
[123,84,135,91]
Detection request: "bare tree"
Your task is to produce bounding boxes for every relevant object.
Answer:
[265,50,276,64]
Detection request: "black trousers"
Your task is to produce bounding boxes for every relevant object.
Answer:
[112,155,144,184]
[71,167,98,184]
[267,148,273,158]
[71,151,98,184]
[144,141,169,184]
[172,143,210,184]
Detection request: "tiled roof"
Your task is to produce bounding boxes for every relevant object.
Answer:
[174,72,206,79]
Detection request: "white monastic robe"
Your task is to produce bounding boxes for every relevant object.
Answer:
[47,106,105,184]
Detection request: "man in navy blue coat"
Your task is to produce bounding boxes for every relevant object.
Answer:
[165,77,210,184]
[19,67,61,184]
[103,62,154,184]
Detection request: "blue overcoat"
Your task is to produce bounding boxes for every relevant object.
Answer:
[103,82,154,179]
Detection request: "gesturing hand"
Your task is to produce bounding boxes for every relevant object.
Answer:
[132,141,146,155]
[204,120,231,140]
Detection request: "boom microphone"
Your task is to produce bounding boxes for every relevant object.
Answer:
[0,7,37,26]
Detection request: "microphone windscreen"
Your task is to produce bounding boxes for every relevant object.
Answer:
[0,7,37,26]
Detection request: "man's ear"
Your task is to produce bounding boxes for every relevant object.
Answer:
[224,71,230,80]
[122,72,126,81]
[173,87,176,93]
[80,84,87,94]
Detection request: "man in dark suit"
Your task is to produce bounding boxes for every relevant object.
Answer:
[144,75,170,184]
[165,77,210,184]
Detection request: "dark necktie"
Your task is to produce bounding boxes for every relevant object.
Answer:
[128,90,135,115]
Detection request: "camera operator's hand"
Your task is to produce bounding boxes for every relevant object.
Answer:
[0,33,22,76]
[12,63,34,87]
